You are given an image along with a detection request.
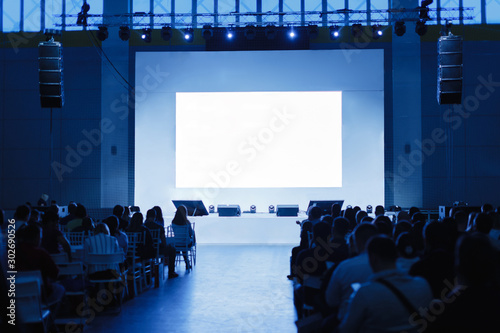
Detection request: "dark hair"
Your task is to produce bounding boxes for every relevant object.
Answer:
[146,209,156,220]
[129,212,144,231]
[313,222,331,245]
[94,223,110,236]
[113,205,124,217]
[153,206,164,224]
[75,204,87,218]
[42,210,59,226]
[482,203,494,213]
[393,221,412,241]
[355,210,368,224]
[331,203,341,219]
[474,213,494,234]
[412,212,426,224]
[353,223,379,252]
[367,235,397,262]
[68,202,77,215]
[308,206,323,220]
[15,204,31,220]
[457,233,497,287]
[103,215,119,236]
[409,206,420,217]
[396,232,416,258]
[16,223,41,244]
[424,221,450,251]
[332,217,350,237]
[172,206,189,225]
[373,215,393,237]
[375,205,385,216]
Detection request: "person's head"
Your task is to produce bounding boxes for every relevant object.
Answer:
[313,222,331,245]
[146,209,156,220]
[361,216,374,223]
[331,203,341,219]
[320,214,333,226]
[82,217,95,231]
[456,233,497,287]
[308,205,323,221]
[355,210,368,225]
[94,223,110,236]
[353,223,379,253]
[352,206,361,214]
[15,204,31,221]
[409,206,420,218]
[396,232,416,259]
[103,215,119,236]
[29,209,42,224]
[374,205,385,216]
[75,204,87,219]
[367,235,398,273]
[129,212,144,230]
[67,202,77,215]
[16,223,42,246]
[173,205,189,225]
[42,210,59,227]
[373,215,392,236]
[473,213,494,234]
[453,210,468,232]
[412,212,426,224]
[332,217,350,239]
[481,203,494,213]
[123,206,131,220]
[424,221,450,252]
[393,220,412,241]
[343,208,357,231]
[153,206,164,222]
[113,205,124,217]
[396,211,410,223]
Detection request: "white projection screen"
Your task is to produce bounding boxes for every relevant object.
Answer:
[135,50,384,214]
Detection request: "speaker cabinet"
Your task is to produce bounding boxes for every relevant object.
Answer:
[276,205,299,217]
[437,35,463,105]
[39,41,64,108]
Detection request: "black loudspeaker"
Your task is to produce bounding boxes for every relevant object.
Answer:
[217,205,241,217]
[39,41,64,108]
[276,205,299,217]
[437,35,463,105]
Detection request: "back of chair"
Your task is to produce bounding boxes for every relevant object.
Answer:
[126,231,143,259]
[50,252,69,264]
[66,231,85,246]
[171,224,191,249]
[149,229,162,258]
[87,252,124,265]
[16,272,49,324]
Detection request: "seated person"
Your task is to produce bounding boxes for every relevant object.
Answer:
[72,216,95,236]
[16,224,65,328]
[14,204,30,231]
[59,202,77,225]
[41,211,72,262]
[84,223,123,280]
[66,203,87,231]
[127,212,156,260]
[172,205,196,269]
[144,209,178,278]
[103,215,128,256]
[339,236,433,333]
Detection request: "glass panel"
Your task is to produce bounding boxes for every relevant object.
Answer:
[197,0,214,26]
[134,0,150,12]
[305,0,322,11]
[371,0,389,10]
[284,0,301,11]
[46,0,64,30]
[175,0,191,26]
[3,0,21,32]
[486,0,500,23]
[262,1,279,12]
[24,0,41,31]
[463,0,481,24]
[218,0,236,25]
[240,0,257,23]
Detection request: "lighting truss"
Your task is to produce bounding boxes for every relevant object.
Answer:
[58,8,475,29]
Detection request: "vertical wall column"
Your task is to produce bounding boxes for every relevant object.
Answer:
[391,0,423,208]
[101,0,130,207]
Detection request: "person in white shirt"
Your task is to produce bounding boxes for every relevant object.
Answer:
[339,235,433,333]
[84,223,123,279]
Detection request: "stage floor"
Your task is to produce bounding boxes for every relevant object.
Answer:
[188,212,306,244]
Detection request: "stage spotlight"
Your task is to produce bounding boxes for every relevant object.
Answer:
[161,26,172,41]
[372,25,383,39]
[244,25,256,40]
[351,24,363,38]
[394,21,406,37]
[329,25,340,40]
[288,26,296,38]
[202,25,213,40]
[366,205,373,214]
[183,28,194,42]
[265,24,276,39]
[308,25,319,39]
[226,26,235,39]
[118,26,130,41]
[269,205,275,214]
[141,28,152,43]
[415,19,428,36]
[209,205,215,214]
[96,26,108,41]
[250,205,257,213]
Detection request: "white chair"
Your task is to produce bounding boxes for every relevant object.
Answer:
[16,272,51,332]
[125,232,144,297]
[86,253,126,312]
[55,262,88,327]
[150,228,167,283]
[171,223,196,269]
[66,231,85,247]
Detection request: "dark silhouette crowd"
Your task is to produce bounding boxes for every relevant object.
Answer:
[291,203,500,333]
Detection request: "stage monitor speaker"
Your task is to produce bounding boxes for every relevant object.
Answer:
[39,41,64,108]
[276,205,299,217]
[437,35,463,105]
[439,205,481,220]
[217,205,241,217]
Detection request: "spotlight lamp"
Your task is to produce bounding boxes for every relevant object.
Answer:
[118,26,131,41]
[367,205,373,214]
[351,24,363,38]
[394,21,406,37]
[209,205,215,214]
[141,28,152,43]
[329,25,341,40]
[415,19,428,36]
[226,26,235,39]
[265,25,276,40]
[96,26,108,41]
[269,205,275,214]
[161,26,172,41]
[250,205,257,213]
[288,26,296,38]
[244,25,257,40]
[202,25,213,40]
[184,28,194,42]
[372,25,383,39]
